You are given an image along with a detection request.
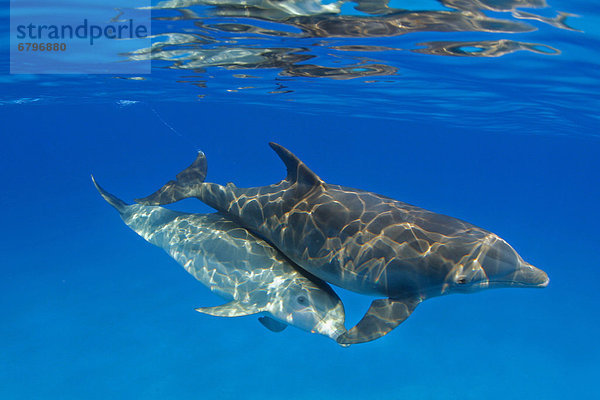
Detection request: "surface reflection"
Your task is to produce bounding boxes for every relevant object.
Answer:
[132,0,574,83]
[413,39,559,57]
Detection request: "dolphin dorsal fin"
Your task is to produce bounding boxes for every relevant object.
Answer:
[195,300,262,317]
[269,142,325,189]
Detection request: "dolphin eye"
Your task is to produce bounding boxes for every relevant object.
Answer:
[296,295,308,305]
[456,276,467,285]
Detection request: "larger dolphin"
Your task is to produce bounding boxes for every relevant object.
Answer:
[92,176,346,342]
[136,143,549,344]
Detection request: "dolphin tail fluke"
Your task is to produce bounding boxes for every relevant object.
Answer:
[91,175,129,213]
[135,151,207,206]
[336,296,421,345]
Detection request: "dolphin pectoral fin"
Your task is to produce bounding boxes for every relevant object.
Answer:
[336,296,421,345]
[258,316,288,333]
[195,300,261,317]
[135,151,207,206]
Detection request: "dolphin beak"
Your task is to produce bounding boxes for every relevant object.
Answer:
[512,261,549,288]
[313,313,347,343]
[481,239,550,288]
[332,327,351,347]
[319,321,347,342]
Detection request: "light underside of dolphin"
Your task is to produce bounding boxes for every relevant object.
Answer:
[92,176,346,342]
[136,143,549,345]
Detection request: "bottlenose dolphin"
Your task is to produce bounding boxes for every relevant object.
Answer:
[92,176,346,342]
[135,143,549,344]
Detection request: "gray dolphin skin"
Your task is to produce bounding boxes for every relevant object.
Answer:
[135,143,550,345]
[92,176,346,342]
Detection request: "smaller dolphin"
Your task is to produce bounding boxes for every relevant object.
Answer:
[92,176,346,342]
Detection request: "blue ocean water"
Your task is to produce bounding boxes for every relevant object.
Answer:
[1,0,599,399]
